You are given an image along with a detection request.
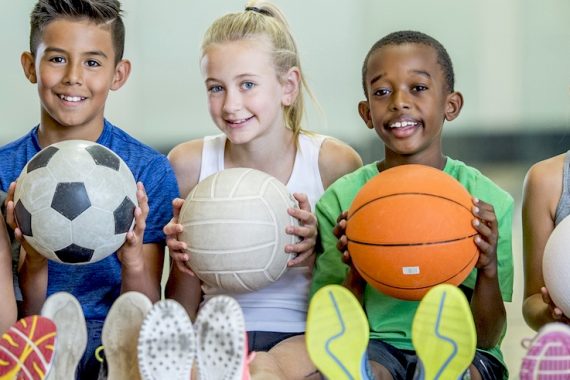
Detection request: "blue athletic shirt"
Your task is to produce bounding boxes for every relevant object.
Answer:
[0,120,179,321]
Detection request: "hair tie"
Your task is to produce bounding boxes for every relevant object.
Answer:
[245,6,272,16]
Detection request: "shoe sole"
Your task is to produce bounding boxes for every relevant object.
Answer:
[137,299,195,380]
[0,315,57,380]
[412,284,476,380]
[102,291,152,380]
[306,285,370,380]
[41,292,87,380]
[194,295,245,380]
[520,322,570,379]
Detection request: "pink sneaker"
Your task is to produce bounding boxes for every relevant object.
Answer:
[0,315,57,380]
[520,322,570,379]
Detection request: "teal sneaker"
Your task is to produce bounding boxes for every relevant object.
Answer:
[306,284,372,380]
[412,284,476,380]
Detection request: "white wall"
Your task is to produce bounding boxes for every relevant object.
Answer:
[1,1,569,150]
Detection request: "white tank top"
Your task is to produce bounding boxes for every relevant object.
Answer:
[199,133,326,332]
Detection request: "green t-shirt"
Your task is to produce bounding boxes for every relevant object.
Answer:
[311,158,514,376]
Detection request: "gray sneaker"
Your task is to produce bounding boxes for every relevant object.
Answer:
[137,299,195,380]
[41,291,87,380]
[102,291,152,380]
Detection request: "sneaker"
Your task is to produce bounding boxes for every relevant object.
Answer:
[412,284,476,380]
[137,299,196,380]
[306,284,371,380]
[41,292,87,380]
[519,322,570,379]
[0,315,57,380]
[194,295,249,380]
[102,291,152,380]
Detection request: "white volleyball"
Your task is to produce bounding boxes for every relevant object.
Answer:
[178,168,299,293]
[543,215,570,316]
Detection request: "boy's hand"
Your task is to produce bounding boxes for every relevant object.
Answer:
[541,286,570,324]
[472,198,498,278]
[286,192,317,267]
[6,182,47,268]
[117,182,147,270]
[163,198,195,276]
[334,211,367,296]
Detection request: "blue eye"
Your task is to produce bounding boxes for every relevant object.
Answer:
[209,85,223,94]
[241,81,255,90]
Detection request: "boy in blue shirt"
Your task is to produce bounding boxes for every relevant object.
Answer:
[0,1,179,378]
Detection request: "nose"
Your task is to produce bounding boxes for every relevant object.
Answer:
[63,61,83,85]
[389,89,410,111]
[222,88,241,114]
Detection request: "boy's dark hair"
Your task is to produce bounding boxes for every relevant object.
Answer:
[29,0,125,64]
[362,30,455,97]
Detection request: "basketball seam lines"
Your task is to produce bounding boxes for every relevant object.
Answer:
[347,233,478,247]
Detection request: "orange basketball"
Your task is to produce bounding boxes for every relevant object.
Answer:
[346,164,479,300]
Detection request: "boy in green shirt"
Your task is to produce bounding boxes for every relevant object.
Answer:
[309,31,514,379]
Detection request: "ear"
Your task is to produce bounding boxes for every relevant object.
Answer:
[444,91,463,122]
[21,52,37,84]
[280,67,300,106]
[358,100,374,129]
[110,59,131,91]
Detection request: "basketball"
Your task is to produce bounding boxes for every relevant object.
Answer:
[13,140,137,264]
[346,164,478,300]
[543,215,570,316]
[178,168,299,293]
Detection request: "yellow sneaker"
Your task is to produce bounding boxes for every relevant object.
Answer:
[412,284,476,380]
[306,285,371,380]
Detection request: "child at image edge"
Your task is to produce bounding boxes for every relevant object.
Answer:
[310,31,514,379]
[0,1,179,378]
[164,1,362,378]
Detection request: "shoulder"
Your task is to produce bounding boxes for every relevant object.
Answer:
[167,139,204,198]
[317,136,363,189]
[522,153,565,212]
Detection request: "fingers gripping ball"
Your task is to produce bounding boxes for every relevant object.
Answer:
[14,140,137,264]
[543,216,570,317]
[178,168,299,293]
[346,164,478,300]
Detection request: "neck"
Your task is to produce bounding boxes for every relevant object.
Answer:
[37,115,105,148]
[379,153,447,172]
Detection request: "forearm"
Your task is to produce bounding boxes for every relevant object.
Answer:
[120,243,163,302]
[471,271,506,349]
[19,256,48,316]
[523,293,556,331]
[165,265,202,321]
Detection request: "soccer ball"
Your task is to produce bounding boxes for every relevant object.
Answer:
[178,168,299,293]
[13,140,138,264]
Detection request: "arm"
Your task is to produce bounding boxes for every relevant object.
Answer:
[164,140,204,316]
[0,214,17,331]
[118,183,163,302]
[469,198,507,349]
[522,155,566,330]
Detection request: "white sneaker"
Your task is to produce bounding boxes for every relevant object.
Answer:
[41,292,87,380]
[137,299,195,380]
[520,322,570,379]
[102,291,152,380]
[194,295,249,380]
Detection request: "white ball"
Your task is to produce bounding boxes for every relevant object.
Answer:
[178,168,299,293]
[543,215,570,316]
[14,140,137,264]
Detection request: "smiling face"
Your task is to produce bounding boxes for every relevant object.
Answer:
[21,18,130,139]
[359,43,462,167]
[200,38,292,145]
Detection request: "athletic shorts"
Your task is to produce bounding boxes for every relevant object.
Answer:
[247,331,304,352]
[367,339,505,380]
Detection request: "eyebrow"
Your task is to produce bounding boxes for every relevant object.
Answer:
[369,69,432,87]
[44,47,109,59]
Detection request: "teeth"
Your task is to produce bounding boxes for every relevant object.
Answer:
[391,121,417,128]
[60,95,83,102]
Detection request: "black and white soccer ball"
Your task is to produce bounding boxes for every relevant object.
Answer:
[13,140,138,264]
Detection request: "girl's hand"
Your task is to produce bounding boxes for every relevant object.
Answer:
[541,286,570,324]
[286,193,317,267]
[472,198,499,278]
[163,198,195,276]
